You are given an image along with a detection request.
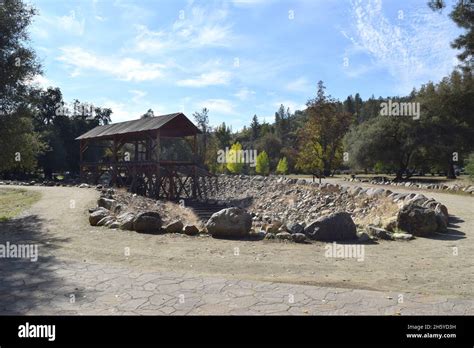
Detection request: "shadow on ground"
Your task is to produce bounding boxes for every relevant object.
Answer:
[0,215,72,314]
[426,215,466,241]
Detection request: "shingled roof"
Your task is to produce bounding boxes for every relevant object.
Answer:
[76,112,201,140]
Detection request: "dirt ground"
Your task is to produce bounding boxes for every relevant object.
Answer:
[1,182,473,299]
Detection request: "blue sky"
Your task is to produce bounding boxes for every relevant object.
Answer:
[29,0,462,129]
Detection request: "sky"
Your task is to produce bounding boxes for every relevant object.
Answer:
[28,0,463,129]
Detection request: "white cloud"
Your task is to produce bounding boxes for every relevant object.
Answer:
[234,87,256,100]
[197,99,236,115]
[28,75,55,89]
[100,99,169,123]
[57,46,166,81]
[132,6,234,54]
[232,0,269,7]
[57,11,85,36]
[346,0,460,92]
[177,70,231,87]
[130,90,147,103]
[286,77,312,92]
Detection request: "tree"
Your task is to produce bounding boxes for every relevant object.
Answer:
[141,109,154,118]
[256,151,270,175]
[276,157,288,175]
[344,104,422,180]
[255,132,282,170]
[465,152,474,179]
[274,104,290,144]
[250,114,260,141]
[193,108,210,165]
[0,0,44,174]
[94,107,112,125]
[214,122,231,149]
[0,106,45,174]
[429,0,473,71]
[226,142,244,174]
[415,70,474,178]
[296,81,352,176]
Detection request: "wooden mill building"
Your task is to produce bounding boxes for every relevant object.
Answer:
[76,113,217,200]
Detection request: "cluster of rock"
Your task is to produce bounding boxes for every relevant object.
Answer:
[88,188,203,236]
[204,175,451,243]
[86,175,452,244]
[343,177,474,195]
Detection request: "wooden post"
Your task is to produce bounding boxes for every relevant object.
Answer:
[192,134,197,199]
[79,139,84,182]
[112,137,118,186]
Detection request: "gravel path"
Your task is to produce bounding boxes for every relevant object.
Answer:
[0,183,473,315]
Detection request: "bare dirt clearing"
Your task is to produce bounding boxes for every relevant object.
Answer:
[1,184,472,299]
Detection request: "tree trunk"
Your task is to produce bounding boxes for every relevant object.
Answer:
[447,162,456,179]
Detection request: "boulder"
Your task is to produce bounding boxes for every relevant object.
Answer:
[164,220,184,233]
[183,225,199,236]
[206,207,252,238]
[89,208,109,226]
[397,203,438,236]
[434,204,448,232]
[304,212,357,241]
[117,212,135,230]
[133,211,162,233]
[98,197,115,210]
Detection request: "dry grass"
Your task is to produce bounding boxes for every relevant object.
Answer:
[0,188,41,221]
[112,188,202,227]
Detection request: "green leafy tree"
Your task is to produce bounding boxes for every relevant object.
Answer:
[276,157,288,175]
[465,152,474,179]
[226,142,244,174]
[296,81,352,176]
[256,151,270,175]
[0,0,44,174]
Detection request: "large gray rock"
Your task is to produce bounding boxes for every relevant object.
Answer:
[98,197,115,210]
[89,208,109,226]
[304,212,357,241]
[397,203,438,236]
[117,212,135,230]
[133,211,162,233]
[206,207,252,238]
[434,204,449,232]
